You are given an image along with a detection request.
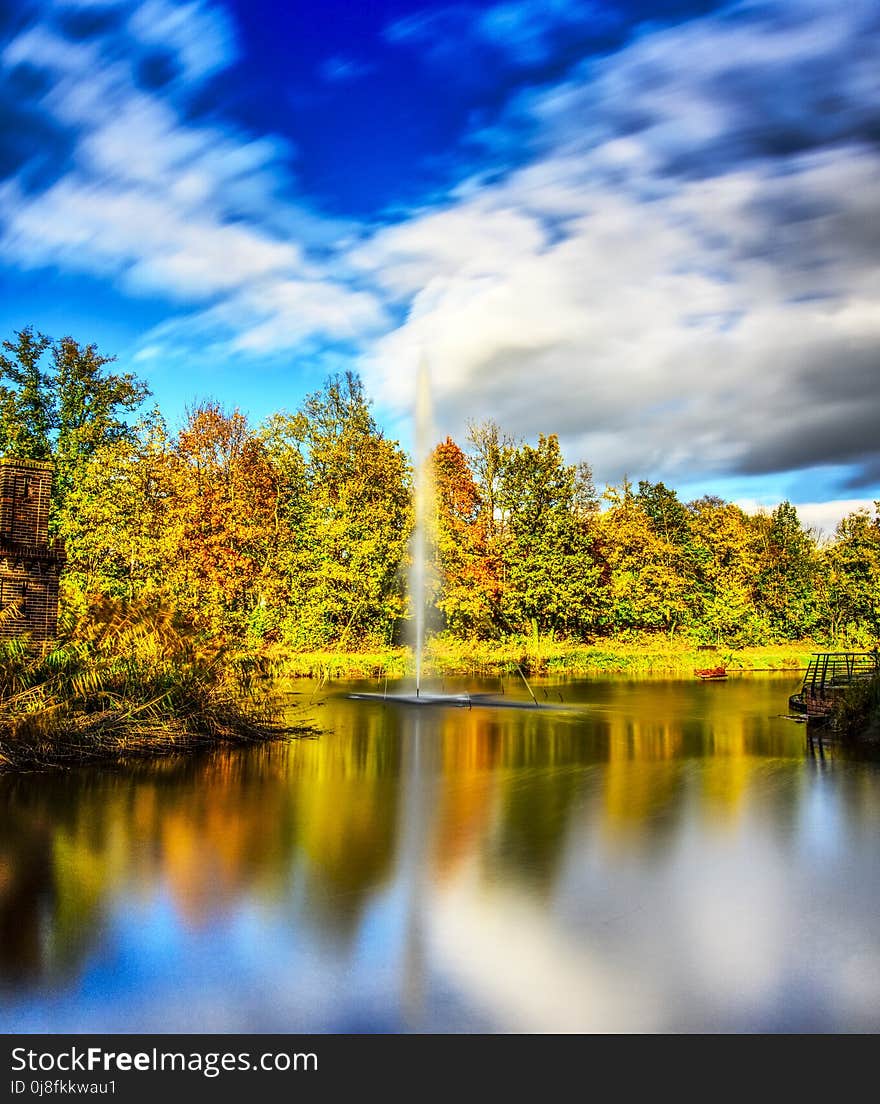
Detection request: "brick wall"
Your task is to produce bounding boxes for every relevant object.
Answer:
[0,458,65,644]
[0,458,52,546]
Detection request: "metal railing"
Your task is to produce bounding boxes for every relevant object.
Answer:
[790,652,879,716]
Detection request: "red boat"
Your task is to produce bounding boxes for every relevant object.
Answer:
[694,666,727,680]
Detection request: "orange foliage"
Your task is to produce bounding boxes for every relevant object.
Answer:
[169,404,279,629]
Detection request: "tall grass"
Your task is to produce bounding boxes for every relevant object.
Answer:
[0,599,305,771]
[277,634,813,679]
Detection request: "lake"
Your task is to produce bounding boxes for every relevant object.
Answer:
[2,673,879,1033]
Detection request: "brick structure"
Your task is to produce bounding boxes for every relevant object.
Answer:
[0,458,65,644]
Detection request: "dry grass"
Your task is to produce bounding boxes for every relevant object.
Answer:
[0,599,309,772]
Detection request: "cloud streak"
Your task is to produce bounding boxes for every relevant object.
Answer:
[0,1,383,359]
[385,0,619,68]
[359,0,880,495]
[0,0,878,505]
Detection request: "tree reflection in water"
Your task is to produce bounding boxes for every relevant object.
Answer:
[2,674,880,1032]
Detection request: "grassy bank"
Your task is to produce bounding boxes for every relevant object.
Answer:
[0,601,308,773]
[1,607,816,772]
[279,635,815,680]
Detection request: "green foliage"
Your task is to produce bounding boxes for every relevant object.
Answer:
[52,335,149,514]
[686,497,766,645]
[819,506,880,645]
[2,326,880,658]
[498,433,603,636]
[264,373,411,647]
[0,328,149,523]
[754,501,820,639]
[829,672,880,742]
[0,328,54,459]
[55,410,173,604]
[437,422,605,638]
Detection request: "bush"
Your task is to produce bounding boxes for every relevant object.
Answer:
[831,674,880,742]
[0,599,304,771]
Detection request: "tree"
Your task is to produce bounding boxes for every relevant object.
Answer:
[433,429,606,639]
[431,437,497,635]
[270,373,411,647]
[754,501,819,639]
[687,496,764,645]
[818,504,880,645]
[56,410,175,612]
[0,327,54,459]
[599,481,676,633]
[0,327,150,545]
[169,404,280,635]
[636,480,689,552]
[52,336,149,512]
[497,433,603,636]
[11,327,878,654]
[466,419,515,549]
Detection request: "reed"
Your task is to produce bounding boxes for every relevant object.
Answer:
[0,598,307,772]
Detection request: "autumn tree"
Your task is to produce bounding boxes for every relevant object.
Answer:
[431,437,497,634]
[57,410,175,614]
[7,327,880,653]
[168,404,280,636]
[599,481,665,633]
[267,373,411,647]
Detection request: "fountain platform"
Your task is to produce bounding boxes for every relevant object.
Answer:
[346,691,564,710]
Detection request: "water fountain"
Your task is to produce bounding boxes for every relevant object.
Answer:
[347,357,554,710]
[411,355,432,699]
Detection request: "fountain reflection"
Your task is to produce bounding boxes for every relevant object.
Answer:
[2,674,880,1032]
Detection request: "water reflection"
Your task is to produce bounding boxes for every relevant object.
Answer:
[1,675,879,1031]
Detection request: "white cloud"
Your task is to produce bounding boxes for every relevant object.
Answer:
[0,0,380,354]
[350,199,548,299]
[318,55,374,83]
[386,0,618,68]
[128,0,236,84]
[144,276,388,359]
[1,0,878,511]
[737,499,879,538]
[357,144,880,484]
[2,175,303,298]
[356,1,880,497]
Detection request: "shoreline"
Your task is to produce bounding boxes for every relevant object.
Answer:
[278,639,816,680]
[0,635,827,772]
[0,711,310,774]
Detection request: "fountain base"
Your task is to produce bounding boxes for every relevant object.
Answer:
[346,691,560,710]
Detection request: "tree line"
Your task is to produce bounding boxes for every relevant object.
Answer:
[2,327,878,648]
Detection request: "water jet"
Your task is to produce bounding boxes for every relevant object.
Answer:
[347,357,549,711]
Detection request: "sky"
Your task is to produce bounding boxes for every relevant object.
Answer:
[0,0,878,531]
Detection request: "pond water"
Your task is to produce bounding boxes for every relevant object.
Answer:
[2,673,879,1033]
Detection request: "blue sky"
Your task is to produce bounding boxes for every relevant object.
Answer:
[1,0,878,529]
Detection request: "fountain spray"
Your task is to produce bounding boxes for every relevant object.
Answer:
[411,357,433,698]
[347,356,546,710]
